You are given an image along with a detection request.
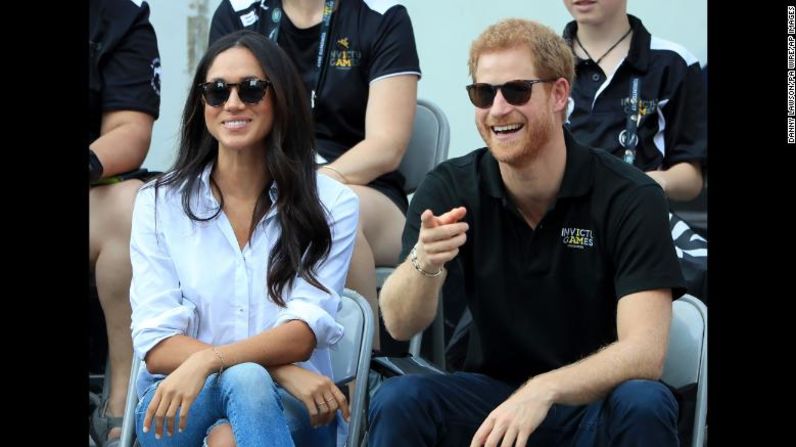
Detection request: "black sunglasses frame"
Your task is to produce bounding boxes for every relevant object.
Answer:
[198,79,272,107]
[465,79,555,108]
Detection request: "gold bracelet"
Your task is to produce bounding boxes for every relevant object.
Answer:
[320,165,349,183]
[211,347,226,375]
[410,245,444,277]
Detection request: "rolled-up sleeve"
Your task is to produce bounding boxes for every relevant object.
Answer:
[274,187,359,348]
[129,186,198,359]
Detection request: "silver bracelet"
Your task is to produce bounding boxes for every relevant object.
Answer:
[410,245,444,277]
[211,347,226,375]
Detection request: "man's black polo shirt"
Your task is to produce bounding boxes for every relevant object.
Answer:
[401,130,686,385]
[563,15,706,171]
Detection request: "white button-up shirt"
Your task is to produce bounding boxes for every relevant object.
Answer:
[129,164,359,397]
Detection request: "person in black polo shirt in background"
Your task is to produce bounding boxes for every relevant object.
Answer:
[562,0,706,202]
[369,18,684,447]
[561,0,708,302]
[209,0,421,349]
[89,0,160,445]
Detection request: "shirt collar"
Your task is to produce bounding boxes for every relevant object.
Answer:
[480,127,594,203]
[563,14,652,73]
[197,162,280,220]
[558,129,593,198]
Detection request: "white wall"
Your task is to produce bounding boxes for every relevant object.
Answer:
[143,0,707,170]
[143,0,222,171]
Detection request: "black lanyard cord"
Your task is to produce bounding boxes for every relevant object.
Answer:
[266,0,337,109]
[623,77,641,165]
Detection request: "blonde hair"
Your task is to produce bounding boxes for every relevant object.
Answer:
[468,18,575,86]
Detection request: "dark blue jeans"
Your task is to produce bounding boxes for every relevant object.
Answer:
[368,372,678,447]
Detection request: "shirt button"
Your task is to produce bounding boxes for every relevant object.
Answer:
[592,73,601,82]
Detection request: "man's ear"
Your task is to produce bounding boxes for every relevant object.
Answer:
[550,78,570,115]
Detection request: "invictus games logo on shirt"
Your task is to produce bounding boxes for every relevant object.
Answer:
[150,57,161,96]
[329,37,361,69]
[561,227,594,249]
[618,97,658,148]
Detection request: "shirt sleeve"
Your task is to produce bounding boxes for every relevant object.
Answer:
[101,2,160,119]
[659,61,707,169]
[129,186,198,360]
[209,0,246,45]
[609,184,687,300]
[367,5,421,83]
[273,185,360,348]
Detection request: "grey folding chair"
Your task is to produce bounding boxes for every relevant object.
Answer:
[397,98,451,196]
[118,288,375,447]
[662,294,708,447]
[375,98,451,365]
[332,289,375,447]
[118,357,142,447]
[374,97,451,282]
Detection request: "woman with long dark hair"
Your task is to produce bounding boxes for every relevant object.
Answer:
[210,1,422,349]
[130,30,358,446]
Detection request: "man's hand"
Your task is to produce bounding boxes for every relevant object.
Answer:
[415,207,469,272]
[470,381,554,447]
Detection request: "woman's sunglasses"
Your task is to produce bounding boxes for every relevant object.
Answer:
[465,79,554,108]
[198,79,272,107]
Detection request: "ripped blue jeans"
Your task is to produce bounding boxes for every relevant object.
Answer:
[135,363,336,447]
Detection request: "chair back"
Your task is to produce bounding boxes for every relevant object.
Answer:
[118,358,143,447]
[332,289,375,447]
[399,98,451,194]
[662,294,708,447]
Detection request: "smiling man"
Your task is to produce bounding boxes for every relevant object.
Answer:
[369,18,685,447]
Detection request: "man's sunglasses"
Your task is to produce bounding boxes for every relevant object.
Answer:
[465,79,555,108]
[198,79,272,107]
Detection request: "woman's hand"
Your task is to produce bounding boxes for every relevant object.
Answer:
[271,364,350,428]
[143,348,216,438]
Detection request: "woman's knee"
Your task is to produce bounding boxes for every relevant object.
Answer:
[90,179,143,247]
[205,422,236,447]
[347,185,404,233]
[107,179,143,228]
[217,363,280,406]
[219,363,275,389]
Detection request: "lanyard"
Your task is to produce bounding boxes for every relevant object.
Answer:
[622,77,641,165]
[267,0,336,109]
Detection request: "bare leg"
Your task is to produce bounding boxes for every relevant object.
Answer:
[345,186,406,350]
[353,188,405,268]
[89,179,142,440]
[347,229,380,348]
[206,423,237,447]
